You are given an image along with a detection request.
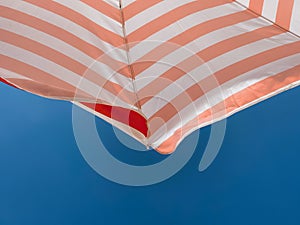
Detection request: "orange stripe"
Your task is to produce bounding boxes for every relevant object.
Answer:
[0,6,102,59]
[148,40,300,134]
[0,29,86,74]
[275,0,294,31]
[249,0,265,15]
[157,64,300,153]
[127,0,227,43]
[0,29,135,104]
[133,10,253,77]
[0,54,91,98]
[138,25,281,105]
[6,78,91,100]
[81,0,121,22]
[0,77,18,89]
[215,41,300,84]
[24,0,123,47]
[123,0,163,19]
[0,6,129,77]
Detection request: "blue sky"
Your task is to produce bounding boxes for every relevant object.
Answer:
[1,82,300,225]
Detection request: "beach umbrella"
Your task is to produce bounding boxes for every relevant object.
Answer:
[1,0,300,154]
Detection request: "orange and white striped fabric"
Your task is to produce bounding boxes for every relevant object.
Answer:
[237,0,300,36]
[1,0,300,154]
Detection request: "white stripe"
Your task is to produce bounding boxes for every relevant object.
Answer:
[262,0,279,22]
[290,0,300,36]
[130,2,242,62]
[122,0,136,8]
[1,1,126,62]
[142,32,298,118]
[53,0,122,35]
[0,42,131,108]
[150,53,300,146]
[126,0,195,34]
[236,0,250,7]
[0,68,31,80]
[154,78,300,150]
[223,54,300,94]
[103,0,120,8]
[135,17,269,91]
[0,18,133,92]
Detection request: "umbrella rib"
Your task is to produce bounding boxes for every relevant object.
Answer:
[234,0,300,39]
[119,0,150,145]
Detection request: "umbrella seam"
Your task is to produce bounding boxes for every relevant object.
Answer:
[119,0,150,145]
[234,0,300,39]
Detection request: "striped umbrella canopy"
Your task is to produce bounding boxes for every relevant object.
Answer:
[1,0,300,154]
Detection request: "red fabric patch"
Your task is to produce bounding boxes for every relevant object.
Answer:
[81,102,148,137]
